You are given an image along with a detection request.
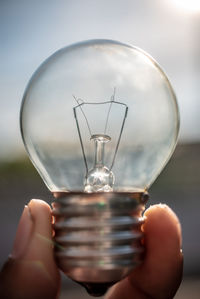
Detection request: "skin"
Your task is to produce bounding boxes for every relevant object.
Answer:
[0,200,183,299]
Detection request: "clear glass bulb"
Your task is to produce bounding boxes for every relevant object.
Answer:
[20,39,179,194]
[20,39,179,296]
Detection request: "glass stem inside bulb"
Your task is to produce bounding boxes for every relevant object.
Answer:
[84,134,114,193]
[94,135,105,167]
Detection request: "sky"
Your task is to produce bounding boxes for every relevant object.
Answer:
[0,0,200,160]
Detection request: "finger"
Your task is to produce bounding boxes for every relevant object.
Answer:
[0,199,60,299]
[106,204,183,299]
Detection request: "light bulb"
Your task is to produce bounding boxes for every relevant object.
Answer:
[20,39,179,296]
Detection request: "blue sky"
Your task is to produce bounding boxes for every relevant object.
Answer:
[0,0,200,159]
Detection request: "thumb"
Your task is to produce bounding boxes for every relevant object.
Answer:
[0,199,60,299]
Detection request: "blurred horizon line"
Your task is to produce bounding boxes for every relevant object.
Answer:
[0,140,199,162]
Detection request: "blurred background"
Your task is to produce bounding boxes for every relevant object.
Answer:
[0,0,200,298]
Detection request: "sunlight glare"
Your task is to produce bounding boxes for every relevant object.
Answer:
[172,0,200,13]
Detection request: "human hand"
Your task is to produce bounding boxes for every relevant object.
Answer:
[105,204,183,299]
[0,200,183,299]
[0,200,60,299]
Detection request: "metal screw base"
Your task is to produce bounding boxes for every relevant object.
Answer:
[52,192,148,296]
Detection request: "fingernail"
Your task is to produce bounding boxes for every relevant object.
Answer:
[11,205,33,259]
